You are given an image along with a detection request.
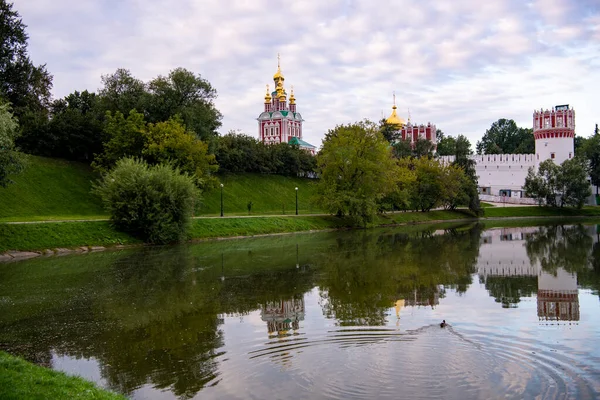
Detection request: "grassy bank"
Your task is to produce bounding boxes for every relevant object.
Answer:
[0,221,140,253]
[0,351,126,399]
[5,207,599,253]
[0,156,106,222]
[198,173,321,215]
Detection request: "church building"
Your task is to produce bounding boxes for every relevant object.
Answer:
[257,57,316,154]
[385,94,437,148]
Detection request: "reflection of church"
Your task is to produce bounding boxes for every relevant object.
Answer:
[477,227,580,322]
[261,297,305,336]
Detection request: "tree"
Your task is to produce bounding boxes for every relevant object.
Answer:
[97,68,147,117]
[0,101,22,186]
[316,121,399,225]
[147,68,222,144]
[0,0,53,153]
[143,118,218,188]
[91,110,147,173]
[435,130,456,156]
[392,138,412,159]
[408,157,445,212]
[580,127,600,195]
[414,137,434,158]
[378,119,400,143]
[93,157,200,244]
[524,158,590,208]
[557,157,591,208]
[45,90,104,161]
[476,119,534,154]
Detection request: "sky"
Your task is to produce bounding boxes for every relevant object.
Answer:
[14,0,600,149]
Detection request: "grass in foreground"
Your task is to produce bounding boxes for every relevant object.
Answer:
[0,351,126,400]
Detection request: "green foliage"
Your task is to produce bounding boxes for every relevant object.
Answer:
[316,121,399,225]
[93,111,217,188]
[93,157,200,244]
[524,158,591,208]
[0,0,53,154]
[146,67,222,144]
[44,90,103,161]
[580,129,600,194]
[215,131,316,176]
[0,155,105,221]
[476,119,534,154]
[392,137,412,158]
[436,130,456,156]
[0,102,22,187]
[408,157,445,212]
[143,118,218,188]
[378,118,400,143]
[91,110,146,173]
[97,68,148,117]
[0,351,126,399]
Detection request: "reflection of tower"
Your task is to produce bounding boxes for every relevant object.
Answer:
[537,269,579,322]
[478,227,580,321]
[261,296,305,336]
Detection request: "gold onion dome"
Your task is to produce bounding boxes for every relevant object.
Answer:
[386,105,406,126]
[289,86,296,104]
[386,93,405,126]
[264,85,272,103]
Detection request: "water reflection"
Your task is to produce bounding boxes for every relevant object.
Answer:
[477,225,592,322]
[1,223,600,399]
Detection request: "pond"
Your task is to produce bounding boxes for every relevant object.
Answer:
[1,221,600,399]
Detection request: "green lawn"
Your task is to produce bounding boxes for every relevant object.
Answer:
[0,156,106,222]
[0,351,126,400]
[197,173,322,216]
[0,221,140,253]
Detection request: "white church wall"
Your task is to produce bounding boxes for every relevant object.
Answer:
[535,136,574,168]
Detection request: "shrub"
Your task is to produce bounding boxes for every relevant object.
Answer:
[93,157,200,244]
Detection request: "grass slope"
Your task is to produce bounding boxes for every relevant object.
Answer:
[0,221,140,253]
[0,156,105,222]
[0,351,126,400]
[198,173,321,215]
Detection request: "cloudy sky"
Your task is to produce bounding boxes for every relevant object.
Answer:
[14,0,600,149]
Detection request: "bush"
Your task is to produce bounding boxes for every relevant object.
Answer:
[93,157,200,244]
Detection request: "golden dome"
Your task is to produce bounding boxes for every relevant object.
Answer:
[264,84,272,103]
[289,86,296,105]
[386,105,406,126]
[386,92,405,126]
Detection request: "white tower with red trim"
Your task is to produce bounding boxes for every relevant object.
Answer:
[533,104,575,168]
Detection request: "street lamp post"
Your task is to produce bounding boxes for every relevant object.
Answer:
[295,187,298,215]
[220,183,224,217]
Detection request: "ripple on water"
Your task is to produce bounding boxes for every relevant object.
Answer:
[225,325,600,400]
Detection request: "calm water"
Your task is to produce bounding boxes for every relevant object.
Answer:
[1,222,600,399]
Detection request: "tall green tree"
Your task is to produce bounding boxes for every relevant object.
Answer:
[316,121,399,225]
[147,68,222,144]
[435,130,456,156]
[45,90,103,161]
[0,0,53,153]
[0,101,22,186]
[524,158,590,208]
[476,119,534,154]
[97,68,147,117]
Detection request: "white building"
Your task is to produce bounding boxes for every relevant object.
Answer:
[439,105,577,203]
